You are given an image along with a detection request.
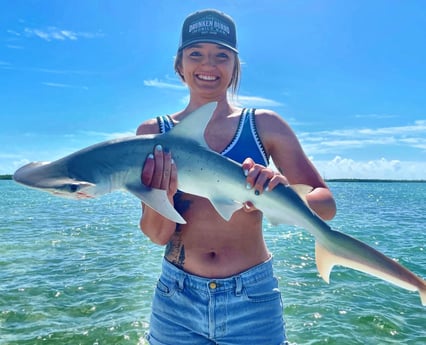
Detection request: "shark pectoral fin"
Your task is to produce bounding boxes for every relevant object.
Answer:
[126,185,186,224]
[290,184,314,204]
[209,197,242,221]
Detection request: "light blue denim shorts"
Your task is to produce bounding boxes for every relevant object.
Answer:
[146,257,288,345]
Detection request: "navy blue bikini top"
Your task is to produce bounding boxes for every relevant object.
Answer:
[157,108,269,166]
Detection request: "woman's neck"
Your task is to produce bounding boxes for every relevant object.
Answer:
[184,92,235,117]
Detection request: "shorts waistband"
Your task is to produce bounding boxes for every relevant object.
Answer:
[161,256,274,293]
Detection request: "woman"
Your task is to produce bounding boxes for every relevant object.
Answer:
[137,9,336,345]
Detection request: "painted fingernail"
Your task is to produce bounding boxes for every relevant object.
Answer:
[147,153,154,159]
[155,144,162,151]
[265,186,270,192]
[244,169,249,177]
[246,183,252,190]
[171,158,175,165]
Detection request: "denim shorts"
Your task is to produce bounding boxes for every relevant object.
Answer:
[146,257,288,345]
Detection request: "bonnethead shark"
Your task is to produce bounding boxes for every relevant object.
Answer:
[13,102,426,305]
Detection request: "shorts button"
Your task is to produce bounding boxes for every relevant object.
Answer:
[209,282,217,289]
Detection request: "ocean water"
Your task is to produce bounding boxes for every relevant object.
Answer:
[1,180,425,345]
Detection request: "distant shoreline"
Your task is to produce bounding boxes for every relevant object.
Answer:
[1,174,425,183]
[326,178,426,183]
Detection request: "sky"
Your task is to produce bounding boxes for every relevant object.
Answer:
[1,0,425,179]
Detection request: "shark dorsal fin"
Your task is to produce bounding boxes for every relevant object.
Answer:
[165,102,217,148]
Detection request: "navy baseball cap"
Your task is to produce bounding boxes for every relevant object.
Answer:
[178,9,238,53]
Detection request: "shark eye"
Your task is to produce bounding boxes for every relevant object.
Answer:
[68,184,79,193]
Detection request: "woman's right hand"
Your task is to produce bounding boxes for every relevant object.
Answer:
[140,144,178,245]
[141,144,178,200]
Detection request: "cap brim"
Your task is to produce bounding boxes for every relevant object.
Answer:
[179,39,238,53]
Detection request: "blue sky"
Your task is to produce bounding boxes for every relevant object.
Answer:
[1,0,425,179]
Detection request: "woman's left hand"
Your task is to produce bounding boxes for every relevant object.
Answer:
[241,157,289,211]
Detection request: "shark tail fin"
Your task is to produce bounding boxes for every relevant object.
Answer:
[419,281,426,306]
[315,241,426,306]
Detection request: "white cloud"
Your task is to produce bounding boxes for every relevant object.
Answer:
[233,95,283,107]
[400,137,426,150]
[312,156,426,180]
[143,78,283,108]
[23,27,104,41]
[42,82,88,90]
[1,66,94,75]
[175,94,284,108]
[81,130,136,140]
[299,120,426,155]
[354,113,397,120]
[143,78,186,90]
[309,120,426,138]
[6,45,24,50]
[0,159,30,175]
[7,29,21,37]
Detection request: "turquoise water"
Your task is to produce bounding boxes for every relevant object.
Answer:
[1,180,425,344]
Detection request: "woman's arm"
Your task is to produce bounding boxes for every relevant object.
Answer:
[243,110,336,220]
[136,121,178,245]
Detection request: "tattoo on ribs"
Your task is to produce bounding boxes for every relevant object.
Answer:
[165,236,185,268]
[164,191,191,269]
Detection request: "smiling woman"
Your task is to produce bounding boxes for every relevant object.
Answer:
[173,9,241,97]
[174,44,241,96]
[136,8,336,345]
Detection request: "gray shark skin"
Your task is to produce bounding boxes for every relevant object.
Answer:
[13,102,426,305]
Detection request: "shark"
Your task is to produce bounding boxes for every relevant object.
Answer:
[13,102,426,305]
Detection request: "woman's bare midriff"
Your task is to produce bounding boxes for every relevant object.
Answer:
[164,194,271,278]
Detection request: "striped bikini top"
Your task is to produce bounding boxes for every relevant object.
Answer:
[157,108,269,166]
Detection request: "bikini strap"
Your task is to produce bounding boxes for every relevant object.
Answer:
[156,115,175,134]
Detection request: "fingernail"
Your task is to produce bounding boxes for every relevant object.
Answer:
[155,144,162,151]
[244,169,249,177]
[147,153,154,159]
[171,158,175,165]
[265,186,270,192]
[246,183,251,190]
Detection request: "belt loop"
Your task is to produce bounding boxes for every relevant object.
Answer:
[177,274,185,291]
[235,275,242,296]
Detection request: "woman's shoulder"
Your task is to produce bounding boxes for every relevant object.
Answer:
[136,111,183,135]
[252,108,293,134]
[136,117,160,135]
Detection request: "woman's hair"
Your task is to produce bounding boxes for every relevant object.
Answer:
[174,50,241,96]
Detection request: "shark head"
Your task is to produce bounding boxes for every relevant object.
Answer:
[13,162,96,199]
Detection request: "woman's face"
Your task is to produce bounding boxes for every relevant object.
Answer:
[178,43,236,97]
